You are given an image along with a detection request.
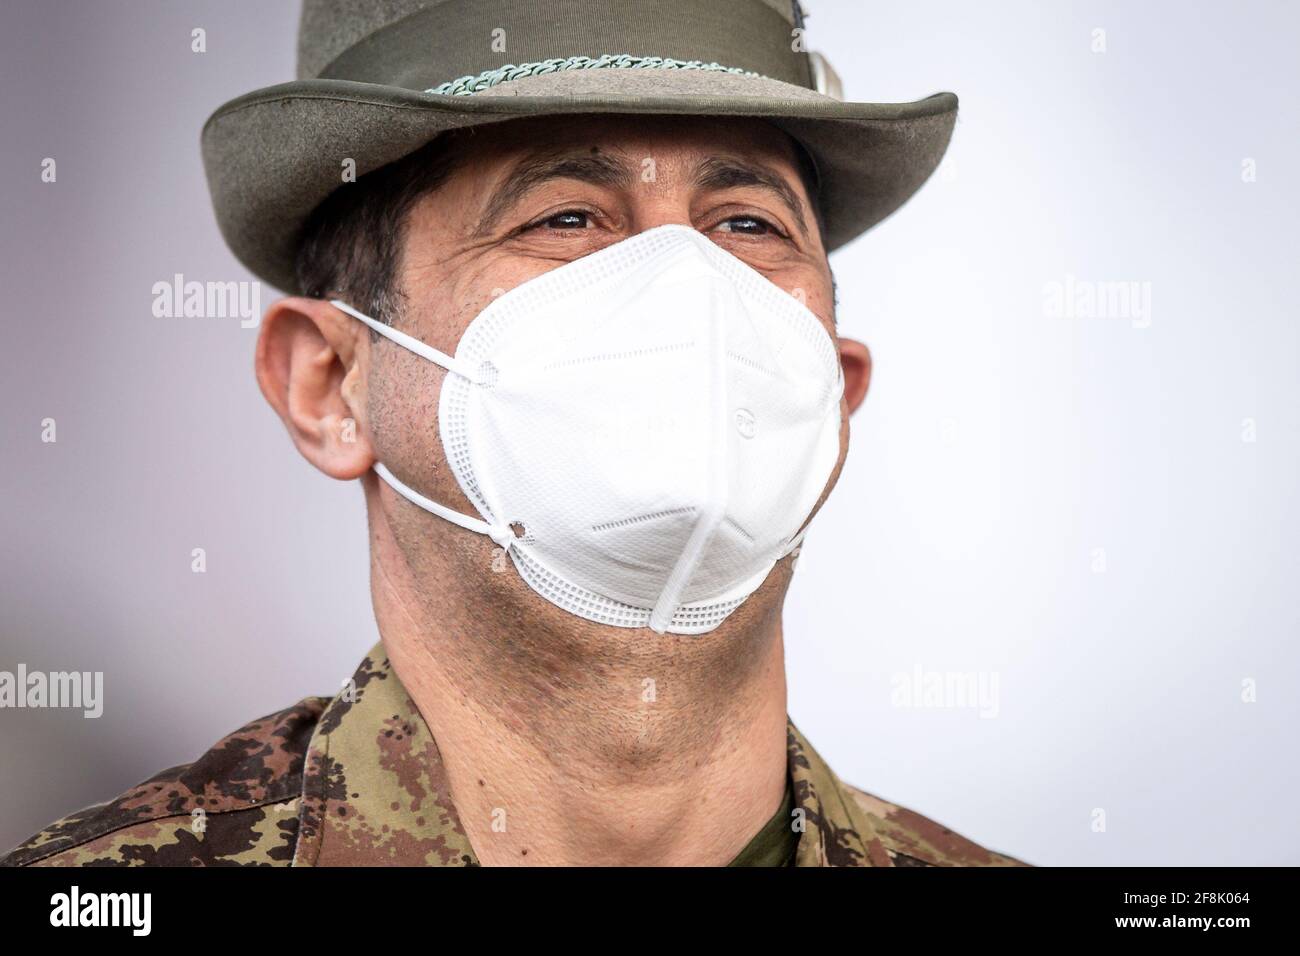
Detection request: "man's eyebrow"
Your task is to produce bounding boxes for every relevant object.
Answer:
[474,152,634,236]
[693,157,810,238]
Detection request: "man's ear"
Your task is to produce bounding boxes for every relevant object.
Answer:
[838,337,872,414]
[254,296,376,480]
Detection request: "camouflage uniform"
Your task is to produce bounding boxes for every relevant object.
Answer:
[1,642,1027,867]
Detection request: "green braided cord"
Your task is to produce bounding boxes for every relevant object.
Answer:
[425,54,764,95]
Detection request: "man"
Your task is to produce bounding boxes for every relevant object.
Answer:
[3,0,1024,867]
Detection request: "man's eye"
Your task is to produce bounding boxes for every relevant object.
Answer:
[717,216,775,236]
[533,210,590,230]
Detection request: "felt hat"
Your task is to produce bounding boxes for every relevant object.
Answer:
[201,0,958,292]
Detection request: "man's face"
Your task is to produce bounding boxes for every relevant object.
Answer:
[364,115,858,551]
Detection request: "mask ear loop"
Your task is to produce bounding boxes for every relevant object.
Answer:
[779,528,807,558]
[373,463,517,550]
[330,299,489,384]
[330,300,515,550]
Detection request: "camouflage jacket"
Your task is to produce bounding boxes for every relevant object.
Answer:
[2,642,1026,867]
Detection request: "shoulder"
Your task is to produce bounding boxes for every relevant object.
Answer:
[841,781,1031,867]
[0,696,331,867]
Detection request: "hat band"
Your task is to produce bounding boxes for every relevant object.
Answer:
[317,0,814,92]
[426,54,765,96]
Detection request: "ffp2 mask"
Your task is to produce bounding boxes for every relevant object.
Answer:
[334,224,843,634]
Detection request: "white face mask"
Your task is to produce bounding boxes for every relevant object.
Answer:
[333,224,843,635]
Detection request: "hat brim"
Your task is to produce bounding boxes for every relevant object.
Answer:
[201,69,957,293]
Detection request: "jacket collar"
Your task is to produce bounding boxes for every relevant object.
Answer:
[293,641,886,867]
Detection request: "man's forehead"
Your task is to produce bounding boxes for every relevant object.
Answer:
[430,114,818,240]
[448,114,804,173]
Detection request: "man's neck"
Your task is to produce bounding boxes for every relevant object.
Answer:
[368,506,792,866]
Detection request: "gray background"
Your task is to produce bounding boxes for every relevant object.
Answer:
[1,0,1296,865]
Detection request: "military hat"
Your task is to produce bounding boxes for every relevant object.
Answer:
[201,0,958,292]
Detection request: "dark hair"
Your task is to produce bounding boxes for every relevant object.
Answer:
[294,126,826,327]
[295,136,463,326]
